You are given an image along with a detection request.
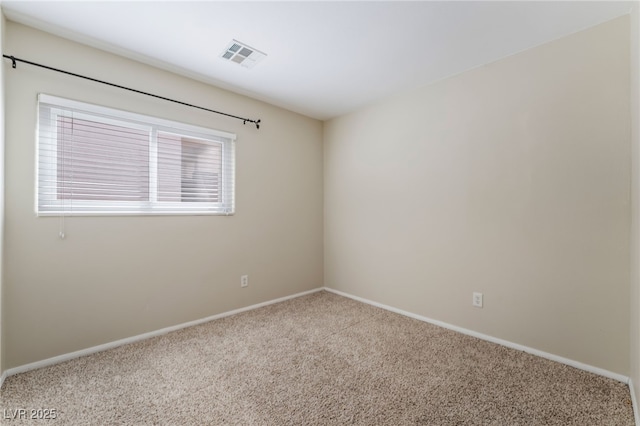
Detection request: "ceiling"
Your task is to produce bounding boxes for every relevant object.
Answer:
[1,1,635,121]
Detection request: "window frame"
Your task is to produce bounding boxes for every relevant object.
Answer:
[36,94,236,216]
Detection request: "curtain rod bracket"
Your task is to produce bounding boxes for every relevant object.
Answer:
[3,54,262,129]
[243,119,260,129]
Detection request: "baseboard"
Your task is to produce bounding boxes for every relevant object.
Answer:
[3,287,324,380]
[0,370,7,389]
[3,286,630,391]
[324,287,629,384]
[630,378,640,426]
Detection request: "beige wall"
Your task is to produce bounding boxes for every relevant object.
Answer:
[0,9,5,376]
[3,22,324,369]
[630,1,640,407]
[324,17,631,374]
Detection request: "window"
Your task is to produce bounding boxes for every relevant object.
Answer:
[37,94,235,215]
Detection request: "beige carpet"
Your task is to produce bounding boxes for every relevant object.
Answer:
[0,291,635,425]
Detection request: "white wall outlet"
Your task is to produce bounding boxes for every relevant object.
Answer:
[472,292,483,308]
[241,275,249,288]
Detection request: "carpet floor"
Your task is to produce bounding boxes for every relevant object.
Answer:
[0,291,635,425]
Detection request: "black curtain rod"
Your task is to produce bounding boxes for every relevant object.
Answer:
[3,54,261,129]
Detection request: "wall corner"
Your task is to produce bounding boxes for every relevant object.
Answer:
[629,3,640,422]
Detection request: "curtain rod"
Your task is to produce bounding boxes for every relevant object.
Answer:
[3,54,261,129]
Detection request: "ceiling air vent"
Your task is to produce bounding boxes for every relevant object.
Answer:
[220,40,267,69]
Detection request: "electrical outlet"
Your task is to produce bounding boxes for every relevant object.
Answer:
[241,275,249,288]
[472,292,483,308]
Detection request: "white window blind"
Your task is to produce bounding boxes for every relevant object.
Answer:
[37,94,236,216]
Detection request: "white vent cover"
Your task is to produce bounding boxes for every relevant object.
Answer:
[220,39,266,69]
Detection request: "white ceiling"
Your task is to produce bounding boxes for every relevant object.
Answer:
[1,1,635,120]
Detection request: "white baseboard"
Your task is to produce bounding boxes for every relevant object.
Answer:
[630,378,640,426]
[2,287,323,381]
[324,287,629,384]
[1,285,631,395]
